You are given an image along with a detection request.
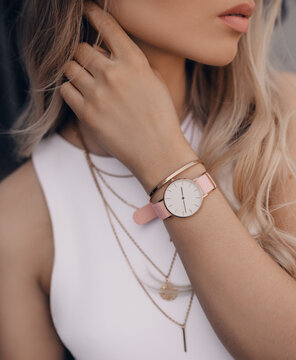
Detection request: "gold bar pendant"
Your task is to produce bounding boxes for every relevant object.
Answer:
[182,326,187,352]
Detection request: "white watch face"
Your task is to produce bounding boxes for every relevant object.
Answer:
[163,178,203,218]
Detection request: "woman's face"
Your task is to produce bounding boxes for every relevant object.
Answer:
[97,0,256,66]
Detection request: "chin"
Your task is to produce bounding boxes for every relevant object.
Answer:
[187,38,240,67]
[204,49,238,67]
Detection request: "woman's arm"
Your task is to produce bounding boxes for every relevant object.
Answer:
[135,75,296,360]
[139,160,296,360]
[60,3,296,357]
[0,161,65,360]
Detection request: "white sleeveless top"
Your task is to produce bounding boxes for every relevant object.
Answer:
[32,111,258,359]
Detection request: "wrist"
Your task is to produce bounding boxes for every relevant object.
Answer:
[135,142,205,197]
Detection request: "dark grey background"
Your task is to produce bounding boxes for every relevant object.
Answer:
[271,0,296,72]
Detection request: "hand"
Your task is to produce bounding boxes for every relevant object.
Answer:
[60,1,192,183]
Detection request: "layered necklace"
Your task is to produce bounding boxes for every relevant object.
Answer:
[73,114,196,352]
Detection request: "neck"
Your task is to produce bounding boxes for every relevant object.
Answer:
[130,34,188,121]
[58,36,189,157]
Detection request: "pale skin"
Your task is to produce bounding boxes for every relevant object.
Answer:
[1,0,296,359]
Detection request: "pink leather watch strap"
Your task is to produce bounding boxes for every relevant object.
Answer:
[151,200,172,220]
[195,172,214,196]
[132,202,157,225]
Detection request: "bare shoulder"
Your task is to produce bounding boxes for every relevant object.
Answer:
[0,160,64,358]
[0,159,53,295]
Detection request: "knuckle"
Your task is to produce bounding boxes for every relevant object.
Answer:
[101,14,116,29]
[92,56,104,71]
[77,42,89,53]
[75,42,90,60]
[132,46,146,59]
[60,82,70,96]
[128,54,148,71]
[103,64,121,84]
[64,60,76,74]
[93,86,103,101]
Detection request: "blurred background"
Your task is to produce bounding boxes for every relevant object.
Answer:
[0,0,296,182]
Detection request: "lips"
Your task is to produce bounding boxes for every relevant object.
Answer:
[219,3,255,18]
[218,3,255,33]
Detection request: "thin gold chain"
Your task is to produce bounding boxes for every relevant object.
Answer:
[93,167,135,178]
[94,169,139,210]
[80,138,195,329]
[89,161,174,277]
[73,115,196,280]
[73,115,197,351]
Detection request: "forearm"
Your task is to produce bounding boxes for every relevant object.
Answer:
[137,149,296,360]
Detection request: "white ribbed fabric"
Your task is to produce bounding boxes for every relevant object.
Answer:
[32,112,256,359]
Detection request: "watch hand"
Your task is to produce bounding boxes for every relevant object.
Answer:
[181,186,187,213]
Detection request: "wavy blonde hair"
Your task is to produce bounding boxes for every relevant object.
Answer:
[8,0,296,278]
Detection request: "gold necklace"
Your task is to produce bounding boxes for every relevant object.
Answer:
[73,116,196,352]
[73,116,196,301]
[79,137,194,353]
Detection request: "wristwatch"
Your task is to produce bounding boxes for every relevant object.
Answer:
[133,171,216,225]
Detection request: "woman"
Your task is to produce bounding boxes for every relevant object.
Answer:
[1,0,296,358]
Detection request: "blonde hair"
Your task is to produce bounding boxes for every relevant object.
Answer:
[8,0,296,278]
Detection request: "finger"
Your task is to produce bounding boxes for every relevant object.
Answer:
[93,44,111,59]
[83,1,138,59]
[60,81,85,120]
[63,60,95,97]
[73,42,110,78]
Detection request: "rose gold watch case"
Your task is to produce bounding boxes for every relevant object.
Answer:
[162,178,204,218]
